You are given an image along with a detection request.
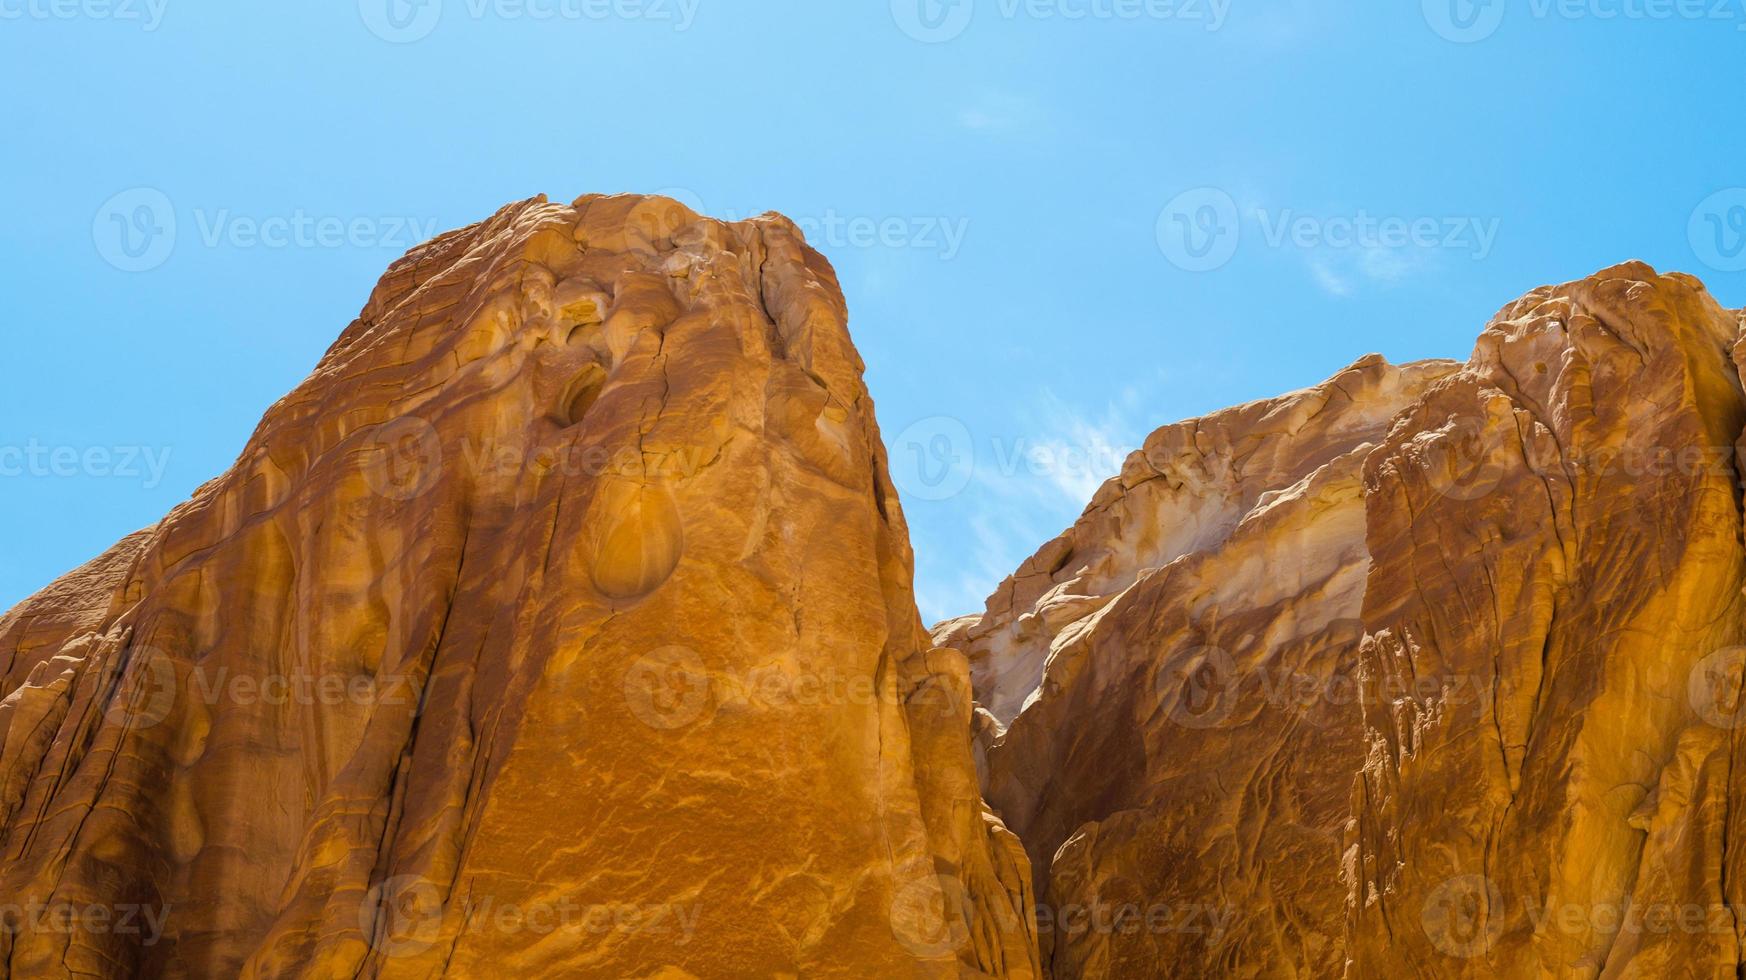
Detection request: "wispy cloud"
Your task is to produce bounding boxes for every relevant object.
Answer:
[1029,390,1139,503]
[957,90,1042,134]
[914,386,1148,622]
[1307,255,1353,297]
[1358,244,1424,281]
[974,387,1142,509]
[915,510,1049,624]
[1305,245,1431,297]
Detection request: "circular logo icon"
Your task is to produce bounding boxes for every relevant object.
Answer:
[360,0,443,42]
[1689,647,1746,729]
[1422,0,1505,43]
[362,416,444,502]
[1159,645,1240,729]
[1419,416,1505,503]
[891,0,974,42]
[1157,188,1240,273]
[888,416,974,503]
[889,872,973,959]
[623,646,712,730]
[105,644,178,731]
[360,875,445,958]
[626,188,707,253]
[1420,874,1504,958]
[646,186,708,215]
[94,188,176,273]
[1689,189,1746,273]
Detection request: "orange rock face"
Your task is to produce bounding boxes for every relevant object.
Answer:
[0,195,1037,979]
[7,204,1746,980]
[953,262,1746,977]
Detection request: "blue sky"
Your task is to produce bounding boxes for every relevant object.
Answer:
[2,0,1743,621]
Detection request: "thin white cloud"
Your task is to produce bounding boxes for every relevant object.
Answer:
[1308,255,1353,297]
[972,387,1141,511]
[1357,244,1425,282]
[915,511,1046,624]
[913,387,1147,621]
[957,90,1041,133]
[1305,245,1431,297]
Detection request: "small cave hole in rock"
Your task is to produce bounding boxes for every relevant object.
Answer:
[559,364,609,428]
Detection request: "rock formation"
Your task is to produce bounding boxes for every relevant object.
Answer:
[0,195,1038,979]
[936,354,1461,977]
[8,194,1746,980]
[947,262,1746,977]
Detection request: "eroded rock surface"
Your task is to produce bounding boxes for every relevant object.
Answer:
[13,214,1746,980]
[952,263,1746,977]
[0,194,1038,979]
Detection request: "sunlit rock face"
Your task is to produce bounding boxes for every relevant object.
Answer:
[1348,266,1746,979]
[938,355,1462,978]
[951,263,1746,978]
[0,195,1039,979]
[10,208,1746,980]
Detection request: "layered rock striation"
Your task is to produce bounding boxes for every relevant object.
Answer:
[0,194,1038,979]
[10,197,1746,980]
[950,262,1746,978]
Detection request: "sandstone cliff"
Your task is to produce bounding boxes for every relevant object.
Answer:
[10,197,1746,980]
[0,195,1038,979]
[948,262,1746,978]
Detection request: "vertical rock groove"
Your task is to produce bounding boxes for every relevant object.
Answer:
[7,208,1746,980]
[0,194,1037,979]
[955,263,1746,978]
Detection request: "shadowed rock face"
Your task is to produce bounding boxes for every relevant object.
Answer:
[0,194,1039,979]
[8,206,1746,980]
[950,262,1746,978]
